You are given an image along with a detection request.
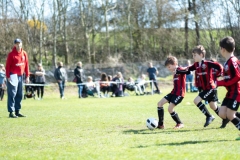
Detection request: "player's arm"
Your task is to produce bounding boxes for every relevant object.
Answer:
[217,63,240,87]
[208,61,223,76]
[176,65,194,74]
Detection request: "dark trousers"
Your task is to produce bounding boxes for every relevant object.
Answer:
[150,78,159,91]
[7,75,23,112]
[36,82,45,98]
[0,86,4,100]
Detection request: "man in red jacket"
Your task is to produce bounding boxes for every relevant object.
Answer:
[5,38,30,118]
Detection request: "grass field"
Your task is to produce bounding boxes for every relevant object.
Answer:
[0,86,239,160]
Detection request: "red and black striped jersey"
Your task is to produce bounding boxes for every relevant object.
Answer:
[171,67,186,97]
[217,56,240,102]
[212,62,223,81]
[194,71,201,88]
[177,60,223,90]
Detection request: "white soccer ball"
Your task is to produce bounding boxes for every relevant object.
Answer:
[146,118,158,130]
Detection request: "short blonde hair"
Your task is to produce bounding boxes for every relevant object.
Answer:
[77,61,82,66]
[87,76,92,81]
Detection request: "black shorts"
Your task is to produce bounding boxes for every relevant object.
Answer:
[222,98,240,111]
[199,89,218,103]
[164,93,183,105]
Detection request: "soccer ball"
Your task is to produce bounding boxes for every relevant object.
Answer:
[146,118,158,130]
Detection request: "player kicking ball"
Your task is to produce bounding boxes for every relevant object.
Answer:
[176,45,227,128]
[157,56,185,129]
[216,36,240,140]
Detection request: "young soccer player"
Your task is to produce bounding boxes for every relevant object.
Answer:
[157,56,185,129]
[216,36,240,140]
[177,45,226,128]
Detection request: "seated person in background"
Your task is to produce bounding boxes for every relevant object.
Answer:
[124,77,142,95]
[99,72,110,97]
[111,72,124,97]
[108,75,113,95]
[85,76,100,97]
[135,74,146,95]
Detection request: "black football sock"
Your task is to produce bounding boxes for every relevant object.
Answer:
[231,117,240,131]
[197,102,212,117]
[214,107,220,115]
[157,107,164,126]
[235,112,240,119]
[170,111,182,124]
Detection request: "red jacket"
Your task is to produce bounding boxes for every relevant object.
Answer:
[5,47,29,78]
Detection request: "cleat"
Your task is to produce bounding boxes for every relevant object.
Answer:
[156,125,165,129]
[174,123,184,129]
[15,113,26,117]
[9,112,18,118]
[220,119,229,128]
[204,116,215,127]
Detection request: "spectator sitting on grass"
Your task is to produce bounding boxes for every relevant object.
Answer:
[86,76,100,97]
[124,77,143,96]
[135,74,146,95]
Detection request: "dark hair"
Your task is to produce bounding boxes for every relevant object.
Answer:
[164,56,178,66]
[101,73,108,81]
[219,36,235,53]
[192,45,206,57]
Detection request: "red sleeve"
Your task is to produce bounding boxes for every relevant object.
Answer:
[217,63,240,87]
[5,52,12,78]
[24,51,30,77]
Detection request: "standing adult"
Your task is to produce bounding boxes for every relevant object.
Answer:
[5,38,30,118]
[54,61,68,99]
[74,61,84,98]
[35,63,46,100]
[146,62,161,94]
[0,64,6,101]
[186,60,193,92]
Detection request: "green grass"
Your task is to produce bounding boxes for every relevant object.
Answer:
[0,86,239,160]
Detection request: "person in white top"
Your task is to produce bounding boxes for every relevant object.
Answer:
[86,76,100,97]
[136,74,146,95]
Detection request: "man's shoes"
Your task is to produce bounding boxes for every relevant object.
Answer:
[220,119,229,128]
[174,123,184,129]
[15,113,26,117]
[204,116,215,127]
[217,100,221,104]
[9,112,18,118]
[156,125,165,129]
[155,90,162,94]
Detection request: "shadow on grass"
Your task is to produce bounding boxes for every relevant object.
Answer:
[135,139,234,148]
[123,127,220,135]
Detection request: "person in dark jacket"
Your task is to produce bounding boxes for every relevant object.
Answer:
[74,61,84,98]
[54,61,68,99]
